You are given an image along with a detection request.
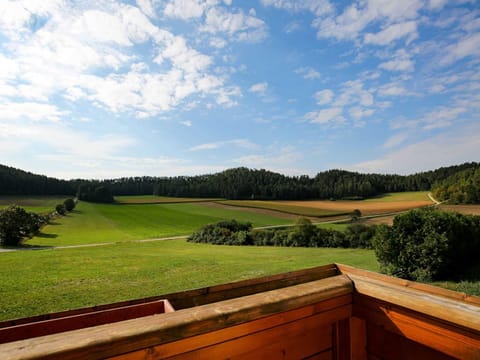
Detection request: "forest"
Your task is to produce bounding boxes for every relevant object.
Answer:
[1,162,479,203]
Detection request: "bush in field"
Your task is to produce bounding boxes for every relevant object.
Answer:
[55,204,66,215]
[188,220,253,245]
[372,208,480,281]
[63,198,75,212]
[345,224,376,249]
[0,206,47,246]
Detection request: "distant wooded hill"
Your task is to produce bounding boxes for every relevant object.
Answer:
[1,162,479,202]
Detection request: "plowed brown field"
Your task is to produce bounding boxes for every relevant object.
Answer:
[277,199,432,216]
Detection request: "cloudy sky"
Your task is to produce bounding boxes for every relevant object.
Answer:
[1,0,479,179]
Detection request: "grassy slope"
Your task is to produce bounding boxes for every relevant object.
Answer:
[0,240,378,321]
[27,202,292,246]
[218,200,347,217]
[0,196,70,214]
[115,195,222,204]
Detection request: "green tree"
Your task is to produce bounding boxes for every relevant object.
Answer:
[56,204,66,215]
[63,198,75,212]
[372,208,480,281]
[0,206,43,246]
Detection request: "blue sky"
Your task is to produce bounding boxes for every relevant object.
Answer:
[1,0,479,179]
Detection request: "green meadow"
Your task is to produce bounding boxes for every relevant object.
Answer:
[0,240,378,321]
[27,201,292,247]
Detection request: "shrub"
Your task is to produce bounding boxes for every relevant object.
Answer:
[63,198,75,212]
[372,208,480,281]
[55,204,66,215]
[0,206,47,246]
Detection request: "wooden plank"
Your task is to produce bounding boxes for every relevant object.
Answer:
[354,295,480,360]
[365,322,456,360]
[350,317,366,360]
[0,300,172,344]
[111,295,352,360]
[333,319,350,360]
[337,263,480,306]
[305,350,333,360]
[163,308,343,360]
[346,272,480,332]
[0,275,352,360]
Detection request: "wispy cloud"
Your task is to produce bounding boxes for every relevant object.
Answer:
[249,82,268,96]
[189,139,258,151]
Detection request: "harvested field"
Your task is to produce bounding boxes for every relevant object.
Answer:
[273,199,432,216]
[438,204,480,215]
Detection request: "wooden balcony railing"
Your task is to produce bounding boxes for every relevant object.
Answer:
[0,264,478,359]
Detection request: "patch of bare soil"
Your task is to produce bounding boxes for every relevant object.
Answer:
[278,200,432,215]
[361,215,396,226]
[438,205,480,215]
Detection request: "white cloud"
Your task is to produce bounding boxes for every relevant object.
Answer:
[249,82,268,95]
[136,0,156,18]
[201,7,267,42]
[295,67,321,79]
[350,125,480,174]
[163,0,218,19]
[314,89,334,105]
[377,83,408,97]
[261,0,333,17]
[180,120,193,127]
[428,0,448,11]
[382,132,408,149]
[334,80,374,107]
[440,32,480,65]
[313,0,423,42]
[349,106,374,120]
[0,2,240,119]
[364,21,418,45]
[305,107,345,125]
[378,49,415,72]
[190,139,257,151]
[0,102,66,122]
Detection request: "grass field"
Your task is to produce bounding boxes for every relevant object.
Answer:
[219,200,349,217]
[0,196,69,213]
[115,195,222,204]
[0,240,378,321]
[26,201,292,247]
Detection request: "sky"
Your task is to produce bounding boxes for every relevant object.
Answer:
[0,0,479,180]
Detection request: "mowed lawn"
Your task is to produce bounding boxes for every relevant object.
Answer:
[0,240,378,321]
[27,201,292,246]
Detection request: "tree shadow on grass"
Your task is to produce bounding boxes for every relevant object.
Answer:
[36,232,58,239]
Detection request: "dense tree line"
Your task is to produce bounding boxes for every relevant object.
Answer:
[151,163,480,200]
[0,164,74,195]
[1,162,479,201]
[188,218,376,249]
[432,167,480,204]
